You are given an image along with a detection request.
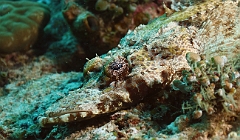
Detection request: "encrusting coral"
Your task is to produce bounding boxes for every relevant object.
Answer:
[39,0,240,134]
[0,1,50,54]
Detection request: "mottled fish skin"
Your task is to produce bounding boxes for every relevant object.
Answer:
[39,0,240,127]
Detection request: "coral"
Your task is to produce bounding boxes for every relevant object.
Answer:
[174,52,240,118]
[0,1,50,54]
[133,2,163,25]
[62,2,101,58]
[93,0,147,18]
[62,0,166,59]
[95,0,109,11]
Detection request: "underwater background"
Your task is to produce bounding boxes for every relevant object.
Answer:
[0,0,240,139]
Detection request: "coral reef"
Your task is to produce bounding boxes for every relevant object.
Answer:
[62,2,101,57]
[62,0,167,58]
[0,0,240,139]
[0,1,50,54]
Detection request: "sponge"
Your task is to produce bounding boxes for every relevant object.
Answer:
[0,1,50,54]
